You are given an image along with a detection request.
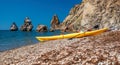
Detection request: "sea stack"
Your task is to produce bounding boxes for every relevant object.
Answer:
[10,22,18,31]
[20,17,33,31]
[50,14,60,32]
[61,0,120,32]
[36,24,48,32]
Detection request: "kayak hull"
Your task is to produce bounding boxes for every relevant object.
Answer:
[36,28,108,42]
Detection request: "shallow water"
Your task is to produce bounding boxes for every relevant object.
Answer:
[0,30,62,52]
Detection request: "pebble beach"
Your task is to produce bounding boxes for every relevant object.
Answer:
[0,31,120,65]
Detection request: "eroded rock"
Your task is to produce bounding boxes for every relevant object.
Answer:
[50,14,60,32]
[10,22,18,31]
[20,17,33,31]
[36,25,47,32]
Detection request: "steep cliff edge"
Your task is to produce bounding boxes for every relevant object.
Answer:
[61,0,120,32]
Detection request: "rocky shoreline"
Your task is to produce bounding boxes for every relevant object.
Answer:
[2,0,120,64]
[0,30,120,65]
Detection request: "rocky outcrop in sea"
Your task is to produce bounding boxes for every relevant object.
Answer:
[61,0,120,32]
[20,17,33,31]
[50,14,60,32]
[10,22,18,31]
[36,24,48,32]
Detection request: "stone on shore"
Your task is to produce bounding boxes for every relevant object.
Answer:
[36,24,48,32]
[10,22,18,31]
[20,17,33,31]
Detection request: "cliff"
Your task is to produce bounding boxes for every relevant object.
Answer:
[61,0,120,32]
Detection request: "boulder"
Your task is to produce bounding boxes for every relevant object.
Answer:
[61,0,120,32]
[50,14,60,31]
[36,25,47,32]
[20,17,33,31]
[10,22,18,31]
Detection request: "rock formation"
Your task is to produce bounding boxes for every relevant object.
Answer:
[61,0,120,32]
[20,17,33,31]
[10,22,18,31]
[36,24,48,32]
[50,14,60,32]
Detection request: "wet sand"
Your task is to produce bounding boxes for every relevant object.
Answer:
[0,31,120,65]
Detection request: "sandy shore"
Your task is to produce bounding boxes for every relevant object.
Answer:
[0,31,120,65]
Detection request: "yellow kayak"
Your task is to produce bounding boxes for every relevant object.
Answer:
[36,28,108,42]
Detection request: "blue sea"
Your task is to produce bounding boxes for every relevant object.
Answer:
[0,30,61,52]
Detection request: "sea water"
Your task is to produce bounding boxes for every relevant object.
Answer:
[0,30,61,52]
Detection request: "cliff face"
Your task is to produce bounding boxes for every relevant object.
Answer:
[61,0,120,32]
